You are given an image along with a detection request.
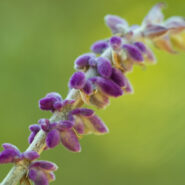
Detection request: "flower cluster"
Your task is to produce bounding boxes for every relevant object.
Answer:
[1,3,185,185]
[29,92,108,152]
[0,143,58,185]
[28,160,58,185]
[0,143,39,164]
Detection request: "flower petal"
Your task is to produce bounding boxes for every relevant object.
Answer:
[61,129,81,152]
[29,170,48,185]
[97,57,112,78]
[69,71,86,89]
[91,40,109,54]
[46,130,60,148]
[110,68,127,87]
[88,115,109,134]
[109,36,122,50]
[0,148,21,163]
[143,24,168,38]
[39,92,62,111]
[22,151,39,161]
[143,3,166,25]
[105,14,128,34]
[90,77,123,97]
[57,120,74,131]
[74,53,95,69]
[123,44,143,62]
[30,161,58,171]
[71,108,94,117]
[82,80,94,95]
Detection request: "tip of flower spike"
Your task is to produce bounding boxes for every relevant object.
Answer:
[69,71,86,89]
[104,14,128,34]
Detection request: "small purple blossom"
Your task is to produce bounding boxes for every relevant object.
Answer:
[74,53,95,69]
[134,42,147,53]
[0,143,39,164]
[69,108,108,135]
[39,92,63,112]
[82,80,94,95]
[105,15,128,34]
[97,57,112,78]
[123,44,144,62]
[28,124,41,144]
[110,68,127,87]
[69,71,86,89]
[91,40,109,54]
[90,76,123,97]
[29,160,58,185]
[110,36,122,50]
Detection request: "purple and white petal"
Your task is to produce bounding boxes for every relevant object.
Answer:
[90,77,123,97]
[91,40,109,54]
[123,44,143,62]
[110,36,122,50]
[74,53,95,69]
[97,57,112,78]
[82,80,94,95]
[88,115,109,134]
[143,3,166,25]
[46,130,60,148]
[105,15,128,34]
[22,151,39,161]
[61,129,81,152]
[69,71,86,89]
[57,120,74,131]
[110,68,127,87]
[30,161,58,171]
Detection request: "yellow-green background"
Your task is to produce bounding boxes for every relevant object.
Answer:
[0,0,185,185]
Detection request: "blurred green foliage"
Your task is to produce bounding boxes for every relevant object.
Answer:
[0,0,185,185]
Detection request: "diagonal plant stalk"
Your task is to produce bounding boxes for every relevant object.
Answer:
[1,3,185,185]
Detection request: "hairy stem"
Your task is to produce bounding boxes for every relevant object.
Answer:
[0,48,112,185]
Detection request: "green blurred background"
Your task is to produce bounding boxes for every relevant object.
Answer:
[0,0,185,184]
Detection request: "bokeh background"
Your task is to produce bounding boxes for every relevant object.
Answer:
[0,0,185,185]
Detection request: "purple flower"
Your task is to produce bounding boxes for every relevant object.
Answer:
[123,44,144,62]
[69,108,108,135]
[110,68,127,87]
[74,53,95,69]
[29,160,58,185]
[82,80,94,95]
[97,57,112,78]
[134,42,147,53]
[109,36,122,50]
[91,40,109,54]
[0,143,39,164]
[104,15,128,34]
[46,129,61,149]
[60,129,81,152]
[69,71,86,89]
[90,77,123,97]
[28,124,41,144]
[39,92,63,112]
